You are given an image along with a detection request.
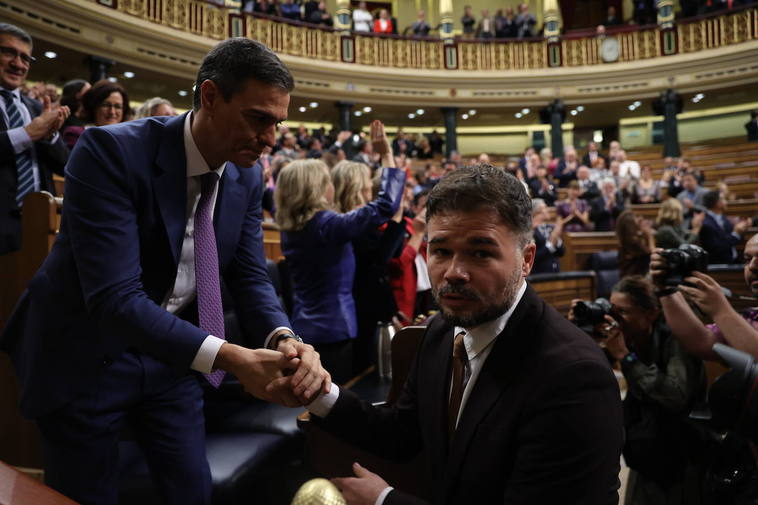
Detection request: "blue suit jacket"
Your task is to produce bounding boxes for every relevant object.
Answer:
[1,113,289,418]
[700,212,739,264]
[281,167,405,345]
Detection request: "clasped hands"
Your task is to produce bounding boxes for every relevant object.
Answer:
[25,94,70,142]
[214,339,331,408]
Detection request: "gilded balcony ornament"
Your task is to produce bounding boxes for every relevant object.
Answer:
[334,0,351,32]
[439,0,454,41]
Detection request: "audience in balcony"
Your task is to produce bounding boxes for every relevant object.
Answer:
[461,5,477,38]
[515,3,538,38]
[557,180,593,232]
[591,178,626,231]
[476,9,496,38]
[352,1,373,32]
[374,9,394,34]
[309,1,333,26]
[654,198,703,249]
[604,5,622,26]
[495,7,518,38]
[253,0,277,15]
[410,10,431,37]
[279,0,301,21]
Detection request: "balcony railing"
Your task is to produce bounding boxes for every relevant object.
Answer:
[93,0,758,70]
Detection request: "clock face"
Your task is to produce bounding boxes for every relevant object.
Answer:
[601,37,620,63]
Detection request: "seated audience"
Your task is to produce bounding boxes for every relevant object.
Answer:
[63,79,130,149]
[571,276,706,505]
[590,178,625,232]
[415,136,433,159]
[352,1,373,32]
[576,165,600,199]
[699,189,751,264]
[655,197,703,249]
[274,121,404,383]
[651,233,758,361]
[582,141,607,167]
[58,79,90,135]
[557,180,593,232]
[676,172,707,217]
[617,149,640,179]
[555,146,581,187]
[373,9,394,33]
[616,210,654,277]
[539,146,558,174]
[528,165,559,206]
[134,96,176,119]
[532,198,565,273]
[309,164,623,505]
[632,164,661,203]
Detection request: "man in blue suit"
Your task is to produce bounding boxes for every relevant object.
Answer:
[0,38,329,505]
[699,189,751,264]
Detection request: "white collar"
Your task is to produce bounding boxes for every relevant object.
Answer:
[454,280,528,361]
[183,111,226,179]
[0,86,21,99]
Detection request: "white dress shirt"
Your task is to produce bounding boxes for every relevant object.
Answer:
[353,8,373,32]
[0,86,44,192]
[174,113,290,374]
[619,160,640,179]
[307,281,528,504]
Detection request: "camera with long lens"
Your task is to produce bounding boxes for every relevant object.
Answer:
[572,298,612,329]
[659,244,709,286]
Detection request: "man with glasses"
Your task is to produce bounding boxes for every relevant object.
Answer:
[0,23,69,254]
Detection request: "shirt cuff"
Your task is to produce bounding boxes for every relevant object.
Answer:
[8,126,32,154]
[545,240,557,253]
[264,326,295,349]
[375,487,394,505]
[190,335,226,374]
[306,383,340,418]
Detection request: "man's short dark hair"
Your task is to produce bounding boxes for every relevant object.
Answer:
[702,190,721,210]
[426,163,532,245]
[193,38,294,111]
[0,23,32,46]
[751,110,758,119]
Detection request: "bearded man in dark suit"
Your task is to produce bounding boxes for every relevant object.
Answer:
[302,164,623,505]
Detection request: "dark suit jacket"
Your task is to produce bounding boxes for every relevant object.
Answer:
[0,113,290,418]
[746,119,758,141]
[582,151,608,168]
[0,94,69,254]
[532,226,565,274]
[700,212,739,264]
[313,286,623,505]
[590,192,625,232]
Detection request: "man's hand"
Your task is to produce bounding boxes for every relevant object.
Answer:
[735,218,751,235]
[679,271,731,318]
[370,120,394,167]
[332,462,389,505]
[597,315,627,361]
[336,130,352,145]
[25,95,69,141]
[214,343,300,406]
[274,338,331,403]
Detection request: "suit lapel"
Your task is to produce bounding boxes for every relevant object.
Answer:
[154,114,189,265]
[214,162,247,267]
[443,286,545,493]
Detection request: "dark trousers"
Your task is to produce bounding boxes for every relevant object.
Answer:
[314,340,354,385]
[36,351,211,505]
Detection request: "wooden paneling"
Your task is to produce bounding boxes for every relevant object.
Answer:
[0,460,79,505]
[529,272,597,316]
[560,232,619,272]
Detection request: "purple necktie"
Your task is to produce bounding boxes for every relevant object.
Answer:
[195,172,226,387]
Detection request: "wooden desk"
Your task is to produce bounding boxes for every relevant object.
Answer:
[528,271,596,316]
[262,222,282,261]
[0,460,79,505]
[560,232,618,272]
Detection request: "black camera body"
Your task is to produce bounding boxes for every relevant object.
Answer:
[573,298,612,328]
[659,244,709,286]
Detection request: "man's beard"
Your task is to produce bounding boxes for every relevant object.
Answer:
[433,267,523,328]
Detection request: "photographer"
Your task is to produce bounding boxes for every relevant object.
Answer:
[570,276,706,504]
[650,233,758,361]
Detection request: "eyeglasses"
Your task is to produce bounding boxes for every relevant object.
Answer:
[0,46,36,66]
[99,102,123,111]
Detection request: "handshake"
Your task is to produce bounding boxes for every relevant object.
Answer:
[213,337,331,408]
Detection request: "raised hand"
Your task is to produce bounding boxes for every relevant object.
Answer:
[370,120,394,168]
[25,95,68,141]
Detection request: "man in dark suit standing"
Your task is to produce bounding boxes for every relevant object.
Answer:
[531,198,565,274]
[590,178,625,231]
[699,190,751,264]
[300,165,623,505]
[0,23,69,255]
[1,38,329,505]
